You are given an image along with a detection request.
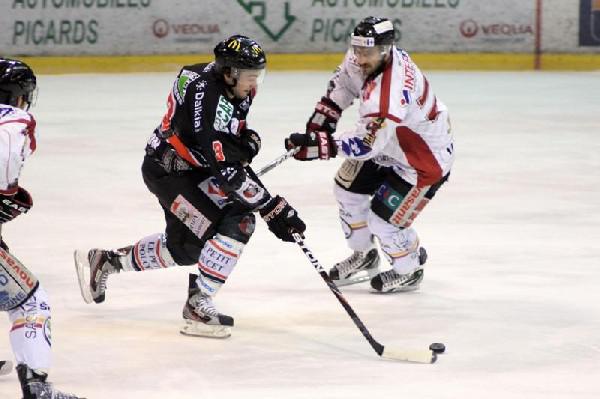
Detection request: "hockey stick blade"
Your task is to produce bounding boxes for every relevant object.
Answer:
[380,347,437,364]
[292,233,437,364]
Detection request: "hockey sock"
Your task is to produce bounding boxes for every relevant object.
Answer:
[195,234,245,296]
[126,233,177,271]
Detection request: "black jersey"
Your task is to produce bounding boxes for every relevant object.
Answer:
[147,62,269,209]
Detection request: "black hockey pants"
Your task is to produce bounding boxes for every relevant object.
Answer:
[141,155,255,266]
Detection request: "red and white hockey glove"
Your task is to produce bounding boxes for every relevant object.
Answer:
[306,97,342,135]
[285,131,336,161]
[0,187,33,224]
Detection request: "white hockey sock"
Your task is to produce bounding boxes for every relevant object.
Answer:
[9,286,51,371]
[196,234,245,296]
[368,213,421,274]
[334,185,374,252]
[125,233,177,271]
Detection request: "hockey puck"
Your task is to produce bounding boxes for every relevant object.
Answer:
[429,343,446,354]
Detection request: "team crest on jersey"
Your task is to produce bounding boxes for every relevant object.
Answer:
[174,70,200,104]
[214,95,234,133]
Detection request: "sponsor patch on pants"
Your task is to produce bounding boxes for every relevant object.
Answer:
[170,194,212,239]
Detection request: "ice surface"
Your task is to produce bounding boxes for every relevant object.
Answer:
[1,70,599,398]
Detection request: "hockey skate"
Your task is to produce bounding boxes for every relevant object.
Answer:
[0,360,12,376]
[370,247,428,293]
[17,364,84,399]
[73,248,127,304]
[329,248,381,287]
[180,274,234,339]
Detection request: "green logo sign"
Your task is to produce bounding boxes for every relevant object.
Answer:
[214,95,234,132]
[236,0,296,41]
[177,70,199,101]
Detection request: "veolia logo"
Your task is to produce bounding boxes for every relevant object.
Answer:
[153,19,169,38]
[460,19,478,38]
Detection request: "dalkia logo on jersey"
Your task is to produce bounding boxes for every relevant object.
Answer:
[579,0,600,45]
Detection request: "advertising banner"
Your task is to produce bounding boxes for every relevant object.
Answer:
[0,0,594,56]
[580,0,600,45]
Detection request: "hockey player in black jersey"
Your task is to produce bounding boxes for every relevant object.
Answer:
[74,35,306,338]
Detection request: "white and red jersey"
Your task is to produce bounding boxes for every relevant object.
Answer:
[0,104,37,195]
[328,47,454,188]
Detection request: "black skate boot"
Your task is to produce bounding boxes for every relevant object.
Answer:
[370,247,428,293]
[329,248,380,287]
[17,364,84,399]
[180,274,234,339]
[73,247,130,304]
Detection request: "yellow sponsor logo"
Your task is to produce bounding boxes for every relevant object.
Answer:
[227,39,241,51]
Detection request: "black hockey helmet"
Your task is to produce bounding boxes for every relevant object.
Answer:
[0,58,37,109]
[351,16,395,47]
[214,35,266,71]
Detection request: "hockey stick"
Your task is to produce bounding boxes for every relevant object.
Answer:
[292,232,437,363]
[256,148,299,177]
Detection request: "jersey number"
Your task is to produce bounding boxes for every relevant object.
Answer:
[213,141,225,161]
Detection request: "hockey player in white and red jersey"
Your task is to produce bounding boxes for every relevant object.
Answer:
[286,17,455,293]
[0,59,83,399]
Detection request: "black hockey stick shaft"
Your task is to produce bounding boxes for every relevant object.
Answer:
[292,233,385,356]
[256,148,299,177]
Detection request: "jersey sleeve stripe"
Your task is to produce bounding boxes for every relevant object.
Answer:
[378,54,394,118]
[364,112,403,124]
[167,134,202,167]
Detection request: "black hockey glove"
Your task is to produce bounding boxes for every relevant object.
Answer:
[239,128,261,163]
[285,131,336,161]
[259,196,306,242]
[306,96,342,135]
[0,187,33,224]
[220,167,269,210]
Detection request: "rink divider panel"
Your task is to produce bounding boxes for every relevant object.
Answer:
[13,52,600,75]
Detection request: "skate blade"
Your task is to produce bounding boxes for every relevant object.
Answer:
[0,360,13,376]
[333,268,380,287]
[73,250,94,304]
[371,286,420,294]
[180,319,231,339]
[371,283,422,294]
